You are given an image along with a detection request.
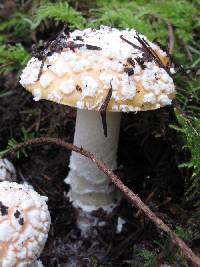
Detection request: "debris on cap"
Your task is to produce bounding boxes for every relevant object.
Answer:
[0,181,51,267]
[20,26,175,112]
[0,158,17,182]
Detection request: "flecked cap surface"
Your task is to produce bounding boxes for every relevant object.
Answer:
[0,181,51,267]
[20,26,175,112]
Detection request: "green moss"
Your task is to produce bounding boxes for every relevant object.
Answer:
[0,44,30,75]
[137,249,157,267]
[89,0,198,63]
[31,2,86,29]
[0,13,31,38]
[171,112,200,209]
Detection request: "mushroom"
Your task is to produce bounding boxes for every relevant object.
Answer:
[19,26,175,232]
[0,181,51,267]
[0,158,17,182]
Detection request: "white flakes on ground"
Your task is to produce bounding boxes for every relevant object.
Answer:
[116,217,126,233]
[33,88,42,101]
[170,67,176,74]
[0,158,16,182]
[59,79,75,94]
[0,181,51,267]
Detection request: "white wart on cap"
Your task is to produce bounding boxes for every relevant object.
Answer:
[0,181,51,267]
[20,26,175,112]
[0,158,17,182]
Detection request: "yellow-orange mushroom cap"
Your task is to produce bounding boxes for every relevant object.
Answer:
[20,26,175,112]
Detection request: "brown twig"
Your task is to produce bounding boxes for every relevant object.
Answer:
[99,84,113,137]
[148,13,175,60]
[134,187,157,218]
[2,137,200,267]
[183,42,193,62]
[166,22,175,56]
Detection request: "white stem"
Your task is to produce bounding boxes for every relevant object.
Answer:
[65,109,121,215]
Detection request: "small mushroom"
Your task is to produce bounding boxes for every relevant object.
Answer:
[0,158,17,182]
[0,181,51,267]
[19,26,175,232]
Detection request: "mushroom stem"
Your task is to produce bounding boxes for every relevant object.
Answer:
[65,109,121,230]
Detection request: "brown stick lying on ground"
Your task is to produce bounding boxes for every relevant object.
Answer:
[166,21,174,56]
[2,137,200,267]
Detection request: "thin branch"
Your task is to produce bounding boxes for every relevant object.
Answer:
[183,43,193,62]
[148,13,175,59]
[166,22,175,56]
[99,84,113,137]
[1,137,200,267]
[134,187,157,219]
